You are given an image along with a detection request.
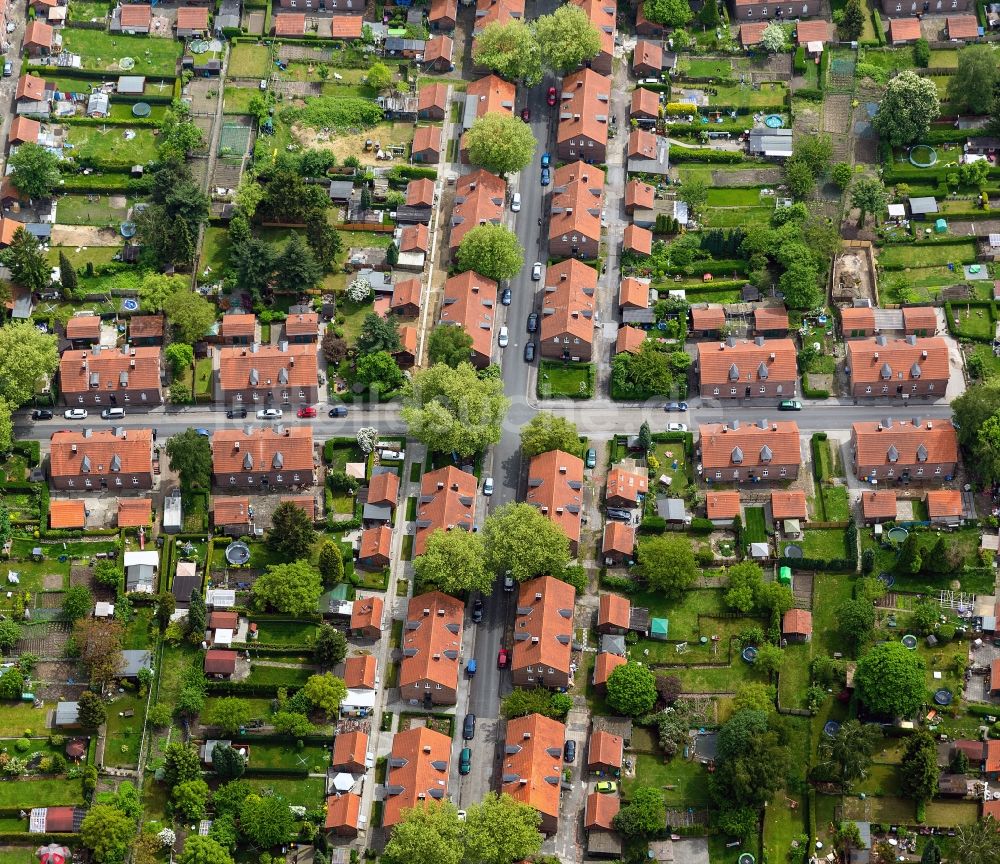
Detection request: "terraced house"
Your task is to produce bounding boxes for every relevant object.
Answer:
[49,428,154,491]
[512,576,576,689]
[210,425,315,489]
[59,345,162,408]
[399,591,464,705]
[216,342,319,406]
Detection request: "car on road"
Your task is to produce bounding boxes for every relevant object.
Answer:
[667,422,688,432]
[595,781,618,794]
[511,192,521,212]
[32,410,53,420]
[462,713,476,740]
[527,312,539,332]
[540,166,551,186]
[585,448,597,469]
[541,152,551,168]
[606,508,632,522]
[2,62,11,77]
[497,648,509,668]
[777,399,803,411]
[227,408,248,419]
[503,573,515,592]
[100,408,125,420]
[665,401,689,412]
[63,409,88,420]
[498,326,509,348]
[297,406,317,418]
[524,342,535,362]
[563,740,577,763]
[459,747,472,775]
[531,262,542,281]
[501,286,512,306]
[195,428,211,437]
[521,107,530,122]
[256,408,283,420]
[472,598,484,623]
[547,86,557,106]
[483,477,494,496]
[329,405,348,417]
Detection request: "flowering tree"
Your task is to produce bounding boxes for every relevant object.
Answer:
[348,277,371,303]
[157,828,177,848]
[357,427,378,454]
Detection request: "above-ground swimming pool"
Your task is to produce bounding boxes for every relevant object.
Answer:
[225,541,251,566]
[764,114,784,128]
[909,145,938,168]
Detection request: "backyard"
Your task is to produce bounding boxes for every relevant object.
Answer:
[537,361,595,399]
[65,125,159,165]
[60,30,182,76]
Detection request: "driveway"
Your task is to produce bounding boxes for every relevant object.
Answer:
[545,699,590,863]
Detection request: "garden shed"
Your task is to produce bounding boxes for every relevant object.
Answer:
[650,617,668,640]
[908,196,938,219]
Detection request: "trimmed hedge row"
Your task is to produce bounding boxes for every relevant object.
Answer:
[668,148,749,164]
[33,64,177,82]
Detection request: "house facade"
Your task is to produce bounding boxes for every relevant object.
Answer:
[850,417,959,482]
[846,336,950,399]
[59,345,162,408]
[698,420,802,483]
[696,336,797,401]
[210,425,315,489]
[399,591,464,705]
[49,428,153,491]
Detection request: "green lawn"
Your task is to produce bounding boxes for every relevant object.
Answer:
[0,778,84,807]
[811,572,857,658]
[799,528,850,561]
[679,58,733,79]
[68,0,111,21]
[537,361,595,399]
[104,693,145,768]
[700,206,775,228]
[223,85,260,115]
[712,81,788,108]
[859,526,991,594]
[194,357,213,398]
[0,850,41,864]
[705,187,769,207]
[65,125,159,165]
[744,506,767,543]
[229,43,273,78]
[60,30,182,76]
[878,241,978,270]
[241,741,328,772]
[245,663,313,686]
[56,193,136,227]
[650,438,690,496]
[820,486,850,521]
[46,245,121,269]
[246,776,326,807]
[763,790,808,863]
[624,752,711,808]
[254,620,320,646]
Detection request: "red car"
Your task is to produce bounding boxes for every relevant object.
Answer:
[296,406,318,418]
[521,107,530,122]
[546,86,557,106]
[497,648,509,669]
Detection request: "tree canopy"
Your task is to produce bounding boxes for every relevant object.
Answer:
[9,142,60,201]
[480,502,572,582]
[637,534,697,598]
[855,640,926,718]
[643,0,692,26]
[818,719,882,790]
[302,672,347,717]
[851,177,889,229]
[606,661,658,717]
[80,804,135,863]
[471,20,543,86]
[166,429,213,490]
[873,71,940,147]
[520,412,582,458]
[239,794,294,848]
[455,224,525,283]
[266,500,317,561]
[251,561,323,616]
[535,5,602,73]
[465,113,538,176]
[947,45,999,114]
[836,598,876,656]
[613,787,665,837]
[163,291,217,344]
[710,708,790,814]
[413,528,492,595]
[428,325,475,368]
[899,731,940,803]
[177,837,234,864]
[1,228,49,293]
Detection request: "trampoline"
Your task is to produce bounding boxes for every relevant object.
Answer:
[225,541,251,566]
[933,688,953,706]
[887,527,909,543]
[131,102,151,118]
[119,57,135,70]
[738,856,756,864]
[742,646,758,664]
[784,543,803,559]
[121,298,139,312]
[901,634,918,650]
[764,114,784,128]
[120,221,136,238]
[878,572,895,589]
[823,720,841,738]
[909,145,938,168]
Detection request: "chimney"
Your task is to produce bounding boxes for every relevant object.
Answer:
[755,336,765,347]
[559,465,567,473]
[437,482,444,490]
[921,350,927,359]
[535,592,543,600]
[71,444,77,453]
[235,441,240,451]
[927,420,933,429]
[423,607,431,615]
[769,352,775,361]
[437,608,445,616]
[531,636,540,643]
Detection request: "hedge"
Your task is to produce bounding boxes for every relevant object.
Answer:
[944,300,997,343]
[13,440,40,467]
[665,102,783,117]
[63,115,158,129]
[639,516,667,533]
[795,88,824,101]
[204,681,292,695]
[386,165,438,183]
[819,48,830,87]
[801,380,831,399]
[651,430,694,456]
[668,149,749,164]
[871,8,885,44]
[777,555,856,571]
[32,64,177,82]
[793,45,806,72]
[689,517,714,534]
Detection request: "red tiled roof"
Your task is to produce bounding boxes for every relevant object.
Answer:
[214,496,250,526]
[526,450,585,547]
[399,224,429,253]
[512,575,575,676]
[285,312,318,338]
[324,793,361,831]
[588,729,623,768]
[350,596,384,632]
[451,168,506,249]
[414,465,477,556]
[344,654,377,689]
[585,792,620,830]
[65,314,101,341]
[176,6,208,28]
[473,0,523,32]
[218,343,317,393]
[628,128,659,160]
[439,270,498,364]
[392,278,422,311]
[220,313,256,339]
[902,306,937,334]
[631,87,659,118]
[274,12,305,34]
[740,21,767,45]
[424,35,453,64]
[412,125,441,155]
[633,39,662,71]
[211,426,313,475]
[987,739,1000,774]
[619,278,649,309]
[15,73,46,102]
[24,19,53,48]
[501,714,565,823]
[50,428,152,480]
[698,338,797,389]
[118,498,152,527]
[549,162,604,249]
[466,73,516,119]
[205,649,237,674]
[691,306,725,331]
[400,591,464,691]
[623,224,652,255]
[383,727,451,828]
[755,306,789,332]
[330,15,364,38]
[771,489,806,519]
[209,611,238,630]
[359,525,391,562]
[406,178,435,207]
[889,17,921,41]
[119,4,151,27]
[0,218,21,246]
[706,491,741,520]
[368,471,399,507]
[698,421,801,470]
[332,730,369,769]
[847,337,950,384]
[861,490,897,520]
[429,0,457,22]
[128,315,164,339]
[926,489,962,518]
[558,68,611,151]
[9,116,40,145]
[615,326,646,355]
[602,521,635,556]
[947,15,979,39]
[606,466,648,504]
[851,418,958,469]
[599,593,630,630]
[782,608,813,636]
[796,19,830,43]
[49,499,86,529]
[593,651,626,685]
[840,306,875,332]
[280,495,315,521]
[540,259,596,351]
[418,82,448,114]
[625,179,655,211]
[60,345,161,397]
[569,0,616,57]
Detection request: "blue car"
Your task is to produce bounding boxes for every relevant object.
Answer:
[541,152,551,168]
[195,428,211,437]
[540,167,551,186]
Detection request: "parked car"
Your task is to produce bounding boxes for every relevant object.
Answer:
[32,409,53,420]
[329,405,348,417]
[585,448,597,469]
[563,740,577,763]
[664,401,689,412]
[527,312,539,332]
[297,406,317,418]
[511,192,521,212]
[521,107,530,122]
[503,573,515,592]
[497,648,509,668]
[541,152,551,168]
[63,409,88,420]
[777,399,803,411]
[227,408,248,419]
[194,428,211,437]
[256,408,283,420]
[595,781,618,794]
[501,286,512,306]
[547,86,557,106]
[2,62,12,78]
[607,508,632,521]
[472,598,484,623]
[498,326,509,348]
[667,422,688,432]
[540,167,551,186]
[462,713,476,740]
[101,407,125,420]
[524,342,535,362]
[531,262,543,281]
[459,747,472,775]
[483,477,494,496]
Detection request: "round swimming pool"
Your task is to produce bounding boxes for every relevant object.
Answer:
[909,144,938,168]
[764,114,784,128]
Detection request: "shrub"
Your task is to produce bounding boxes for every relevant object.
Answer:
[689,517,714,534]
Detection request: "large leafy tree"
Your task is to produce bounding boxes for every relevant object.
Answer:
[252,561,322,616]
[9,142,60,200]
[317,541,345,585]
[606,661,657,717]
[873,71,940,147]
[166,429,213,490]
[61,585,94,622]
[471,20,542,85]
[465,113,537,176]
[178,836,234,864]
[818,719,882,791]
[211,744,247,782]
[837,598,876,655]
[163,291,216,344]
[947,45,999,114]
[172,778,210,820]
[413,528,492,595]
[724,562,764,613]
[954,383,1000,477]
[137,273,187,313]
[855,641,926,718]
[899,731,940,803]
[314,625,348,668]
[402,362,510,456]
[761,22,787,52]
[710,708,790,811]
[274,232,323,293]
[138,155,209,268]
[838,0,865,40]
[302,673,347,718]
[163,742,202,788]
[535,5,602,73]
[643,0,692,26]
[205,697,253,735]
[481,502,571,582]
[851,177,889,229]
[72,618,124,691]
[356,351,405,393]
[463,794,543,864]
[382,801,463,864]
[952,816,1000,864]
[239,794,294,847]
[428,325,474,368]
[637,535,697,598]
[520,412,582,458]
[613,787,664,838]
[455,224,524,283]
[267,500,317,561]
[80,804,135,863]
[357,312,401,356]
[1,227,49,293]
[77,690,106,730]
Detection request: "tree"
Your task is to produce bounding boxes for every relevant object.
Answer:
[205,698,252,735]
[357,312,401,356]
[428,325,474,368]
[793,136,833,178]
[463,794,543,864]
[535,5,602,73]
[900,731,940,803]
[724,562,764,613]
[851,177,889,229]
[0,322,56,407]
[1,228,49,293]
[679,178,707,216]
[356,351,405,393]
[72,618,124,691]
[456,224,525,283]
[952,818,1000,864]
[240,794,294,848]
[520,412,582,458]
[163,742,202,788]
[80,804,135,863]
[0,618,19,654]
[272,710,315,737]
[912,37,930,68]
[755,643,785,678]
[403,362,510,456]
[643,0,692,26]
[481,502,571,582]
[163,291,216,344]
[187,588,207,644]
[77,690,106,730]
[839,0,865,39]
[612,787,664,837]
[832,162,853,190]
[317,542,345,585]
[9,142,60,200]
[274,233,322,294]
[837,598,876,655]
[637,535,697,598]
[59,251,78,298]
[62,585,93,623]
[314,626,348,668]
[166,429,213,490]
[920,839,942,864]
[267,501,317,561]
[364,61,394,91]
[233,237,276,301]
[159,104,204,158]
[178,836,234,864]
[164,343,194,378]
[819,719,882,791]
[471,20,542,86]
[834,822,866,863]
[606,662,657,717]
[898,531,922,575]
[778,260,820,310]
[172,778,210,821]
[466,112,537,175]
[382,801,463,864]
[656,674,683,707]
[252,561,323,616]
[954,383,1000,472]
[501,687,572,720]
[302,672,347,717]
[947,45,999,114]
[305,207,342,267]
[137,273,187,313]
[322,330,349,366]
[413,528,491,593]
[761,21,787,52]
[785,159,816,201]
[0,666,22,700]
[711,709,789,811]
[855,641,926,718]
[873,71,940,147]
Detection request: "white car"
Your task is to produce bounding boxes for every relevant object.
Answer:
[64,408,88,420]
[511,192,521,212]
[531,262,542,281]
[483,477,494,496]
[667,422,688,432]
[498,326,509,348]
[256,408,283,420]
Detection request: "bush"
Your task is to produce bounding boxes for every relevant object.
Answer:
[601,573,635,592]
[689,517,714,534]
[793,45,807,72]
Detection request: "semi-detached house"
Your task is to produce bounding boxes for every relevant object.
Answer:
[399,591,464,705]
[49,428,153,491]
[850,417,958,482]
[439,271,498,368]
[382,726,451,828]
[210,425,314,489]
[846,336,949,399]
[59,345,162,408]
[557,68,611,164]
[414,465,477,556]
[501,714,566,834]
[549,162,604,261]
[540,259,596,363]
[696,336,797,400]
[217,342,319,407]
[698,419,802,483]
[525,449,585,554]
[511,575,576,689]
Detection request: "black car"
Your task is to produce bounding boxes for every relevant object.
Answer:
[501,287,512,306]
[527,312,539,333]
[524,342,535,362]
[329,405,348,417]
[563,739,577,763]
[463,713,476,740]
[472,598,484,623]
[227,408,248,419]
[31,409,53,420]
[607,508,632,521]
